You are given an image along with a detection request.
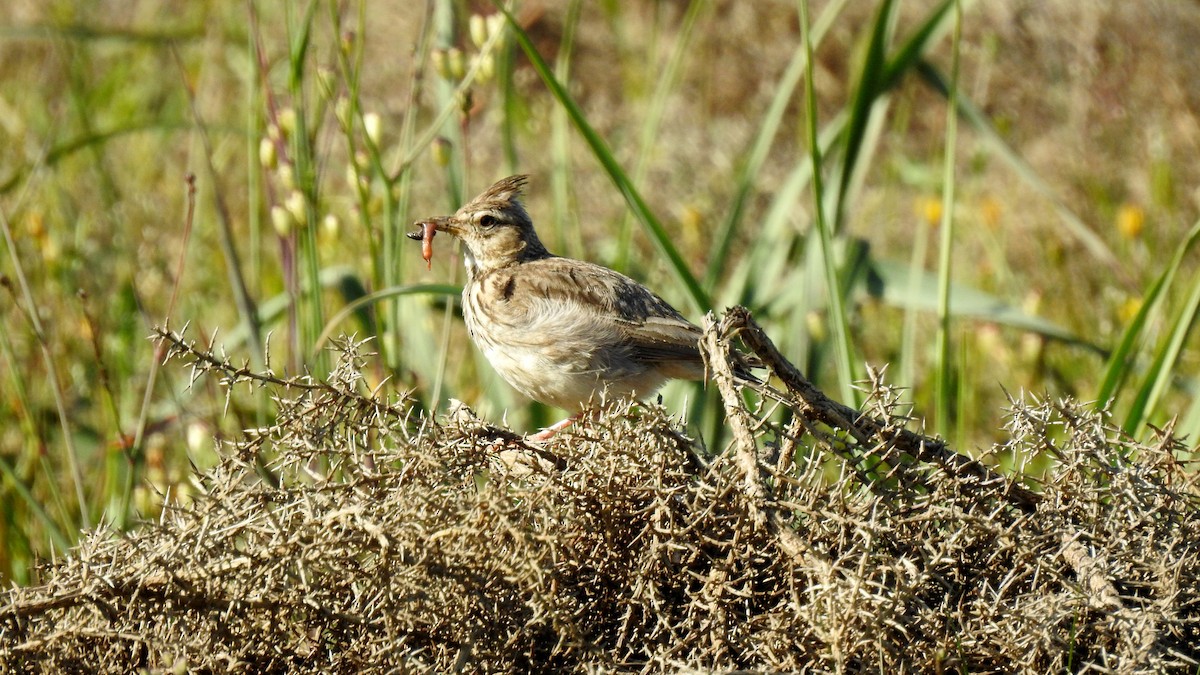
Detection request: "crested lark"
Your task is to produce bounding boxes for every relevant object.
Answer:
[409,175,746,440]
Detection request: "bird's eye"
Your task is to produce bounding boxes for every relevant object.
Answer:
[479,214,498,228]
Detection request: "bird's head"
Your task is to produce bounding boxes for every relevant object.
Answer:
[409,175,550,276]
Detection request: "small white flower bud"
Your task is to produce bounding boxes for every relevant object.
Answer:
[277,108,298,140]
[270,205,292,237]
[285,190,307,225]
[321,213,340,240]
[258,137,277,170]
[469,14,488,49]
[363,112,382,145]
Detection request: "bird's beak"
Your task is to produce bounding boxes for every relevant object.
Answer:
[406,216,460,242]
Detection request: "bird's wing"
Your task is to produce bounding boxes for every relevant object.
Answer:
[479,257,705,365]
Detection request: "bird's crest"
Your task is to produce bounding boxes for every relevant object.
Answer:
[467,174,528,212]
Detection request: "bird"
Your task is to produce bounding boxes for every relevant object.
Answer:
[408,175,751,441]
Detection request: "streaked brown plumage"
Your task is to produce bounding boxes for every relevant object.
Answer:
[409,175,721,439]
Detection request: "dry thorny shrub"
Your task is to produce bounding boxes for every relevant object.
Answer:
[2,308,1199,673]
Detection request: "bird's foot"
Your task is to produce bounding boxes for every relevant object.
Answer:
[527,414,581,442]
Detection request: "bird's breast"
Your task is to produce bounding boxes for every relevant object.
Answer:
[460,276,668,410]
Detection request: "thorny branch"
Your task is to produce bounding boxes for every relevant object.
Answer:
[704,306,1042,513]
[1,312,1196,673]
[702,305,1176,665]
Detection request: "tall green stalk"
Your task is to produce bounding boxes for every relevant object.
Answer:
[934,0,962,437]
[799,0,858,406]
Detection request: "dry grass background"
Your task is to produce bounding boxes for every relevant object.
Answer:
[3,0,1198,455]
[2,315,1198,672]
[3,0,1200,670]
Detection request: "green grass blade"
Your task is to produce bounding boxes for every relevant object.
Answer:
[1176,379,1200,443]
[704,0,847,289]
[497,2,710,313]
[800,0,858,405]
[617,0,705,271]
[0,454,72,555]
[1,203,90,531]
[549,0,584,259]
[1122,231,1200,435]
[0,317,74,555]
[1095,218,1200,408]
[721,112,848,311]
[899,209,933,392]
[933,0,962,437]
[496,11,521,174]
[879,0,955,90]
[835,0,955,232]
[0,23,203,44]
[833,0,898,232]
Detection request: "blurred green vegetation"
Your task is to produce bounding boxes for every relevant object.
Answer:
[2,0,1199,584]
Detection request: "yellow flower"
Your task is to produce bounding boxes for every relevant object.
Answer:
[1116,203,1145,239]
[915,196,942,227]
[1118,296,1143,324]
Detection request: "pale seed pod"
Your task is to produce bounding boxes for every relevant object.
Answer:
[285,190,307,225]
[321,213,340,240]
[334,97,352,130]
[258,137,277,170]
[474,53,495,82]
[469,14,488,49]
[447,47,466,80]
[431,49,451,80]
[486,13,505,40]
[270,205,292,237]
[278,164,296,191]
[363,112,382,145]
[431,137,452,167]
[276,108,298,141]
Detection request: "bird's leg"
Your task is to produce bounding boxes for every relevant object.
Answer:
[527,412,585,442]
